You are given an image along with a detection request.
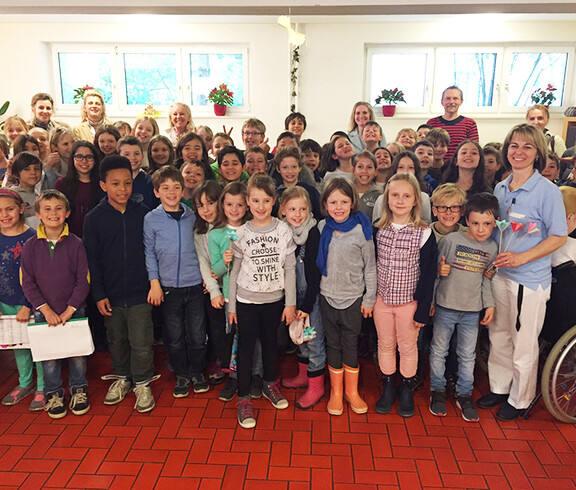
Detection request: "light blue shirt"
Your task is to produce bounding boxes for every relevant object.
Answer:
[493,171,567,290]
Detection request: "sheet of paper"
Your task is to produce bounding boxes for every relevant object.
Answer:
[27,318,94,362]
[0,315,31,349]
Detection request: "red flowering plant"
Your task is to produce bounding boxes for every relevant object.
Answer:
[73,85,94,104]
[531,84,557,106]
[207,84,234,106]
[375,88,406,105]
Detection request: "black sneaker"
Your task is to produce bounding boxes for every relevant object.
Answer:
[496,401,521,421]
[250,374,263,399]
[237,397,256,429]
[219,377,238,402]
[262,382,288,409]
[69,386,90,416]
[412,373,424,392]
[191,374,209,394]
[45,391,66,419]
[173,376,190,398]
[429,390,447,417]
[477,392,508,409]
[456,395,479,422]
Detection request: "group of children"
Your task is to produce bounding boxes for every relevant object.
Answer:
[2,97,571,429]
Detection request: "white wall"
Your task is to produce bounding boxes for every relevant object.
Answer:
[1,15,575,147]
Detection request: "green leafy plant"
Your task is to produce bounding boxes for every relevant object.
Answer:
[290,46,300,113]
[531,84,557,106]
[0,100,10,132]
[207,84,234,106]
[375,88,406,105]
[73,85,94,104]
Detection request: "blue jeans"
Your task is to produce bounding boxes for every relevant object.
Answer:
[429,306,480,396]
[295,248,326,372]
[35,309,88,395]
[162,284,207,379]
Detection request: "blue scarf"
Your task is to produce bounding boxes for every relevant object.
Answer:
[316,211,373,276]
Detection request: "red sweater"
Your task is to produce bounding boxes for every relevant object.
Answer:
[21,225,90,314]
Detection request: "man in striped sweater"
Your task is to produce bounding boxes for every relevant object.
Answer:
[427,86,479,163]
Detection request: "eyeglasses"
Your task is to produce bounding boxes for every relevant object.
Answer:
[73,154,95,162]
[242,131,262,137]
[434,205,463,213]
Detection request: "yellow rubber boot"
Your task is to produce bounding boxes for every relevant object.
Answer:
[344,364,368,414]
[327,366,344,415]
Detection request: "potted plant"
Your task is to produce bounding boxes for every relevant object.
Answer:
[208,83,234,116]
[73,84,94,104]
[375,88,406,117]
[531,84,557,107]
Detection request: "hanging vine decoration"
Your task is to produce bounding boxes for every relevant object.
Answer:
[290,46,300,113]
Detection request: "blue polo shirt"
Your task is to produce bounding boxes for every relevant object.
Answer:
[493,170,567,290]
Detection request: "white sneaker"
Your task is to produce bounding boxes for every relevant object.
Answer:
[134,384,155,413]
[104,378,132,405]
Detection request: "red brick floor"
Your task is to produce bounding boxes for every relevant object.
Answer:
[1,346,576,489]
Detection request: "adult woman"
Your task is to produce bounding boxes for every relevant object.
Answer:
[29,93,68,132]
[347,101,386,154]
[526,104,567,157]
[478,124,567,421]
[166,102,194,146]
[73,89,111,143]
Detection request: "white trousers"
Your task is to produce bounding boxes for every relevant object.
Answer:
[488,275,550,409]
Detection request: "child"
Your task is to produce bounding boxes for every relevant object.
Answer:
[442,139,492,199]
[0,190,43,411]
[13,135,41,158]
[195,125,214,152]
[212,132,234,159]
[9,151,42,228]
[228,173,297,428]
[192,182,234,396]
[118,136,158,210]
[95,125,121,159]
[372,152,432,224]
[217,146,247,185]
[181,160,214,207]
[317,178,376,416]
[430,193,498,422]
[55,141,103,238]
[83,155,157,413]
[386,142,404,160]
[430,184,468,245]
[144,166,209,397]
[208,182,249,398]
[274,147,322,219]
[395,128,417,150]
[133,116,160,168]
[45,127,75,189]
[28,128,50,162]
[352,150,381,218]
[373,173,437,417]
[299,139,323,185]
[176,132,210,169]
[320,135,355,182]
[280,186,326,409]
[417,124,433,141]
[21,190,90,419]
[361,121,384,154]
[114,121,132,138]
[3,116,28,150]
[374,147,393,187]
[426,128,450,179]
[541,154,562,183]
[413,140,437,194]
[245,146,269,176]
[148,135,175,173]
[483,145,503,188]
[285,112,307,140]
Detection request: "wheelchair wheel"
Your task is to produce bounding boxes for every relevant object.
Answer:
[541,324,576,423]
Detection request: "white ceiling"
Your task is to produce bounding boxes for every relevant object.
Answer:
[1,0,576,16]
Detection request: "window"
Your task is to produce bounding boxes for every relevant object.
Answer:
[52,44,248,113]
[367,45,574,114]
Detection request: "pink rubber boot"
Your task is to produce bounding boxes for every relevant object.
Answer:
[282,361,308,389]
[295,374,324,410]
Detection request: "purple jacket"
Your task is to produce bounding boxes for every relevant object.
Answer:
[21,224,90,314]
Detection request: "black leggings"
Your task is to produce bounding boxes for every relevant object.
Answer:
[236,300,284,397]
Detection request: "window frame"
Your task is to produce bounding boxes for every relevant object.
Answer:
[50,43,249,117]
[366,43,575,117]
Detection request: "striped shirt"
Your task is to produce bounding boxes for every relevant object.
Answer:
[426,116,479,162]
